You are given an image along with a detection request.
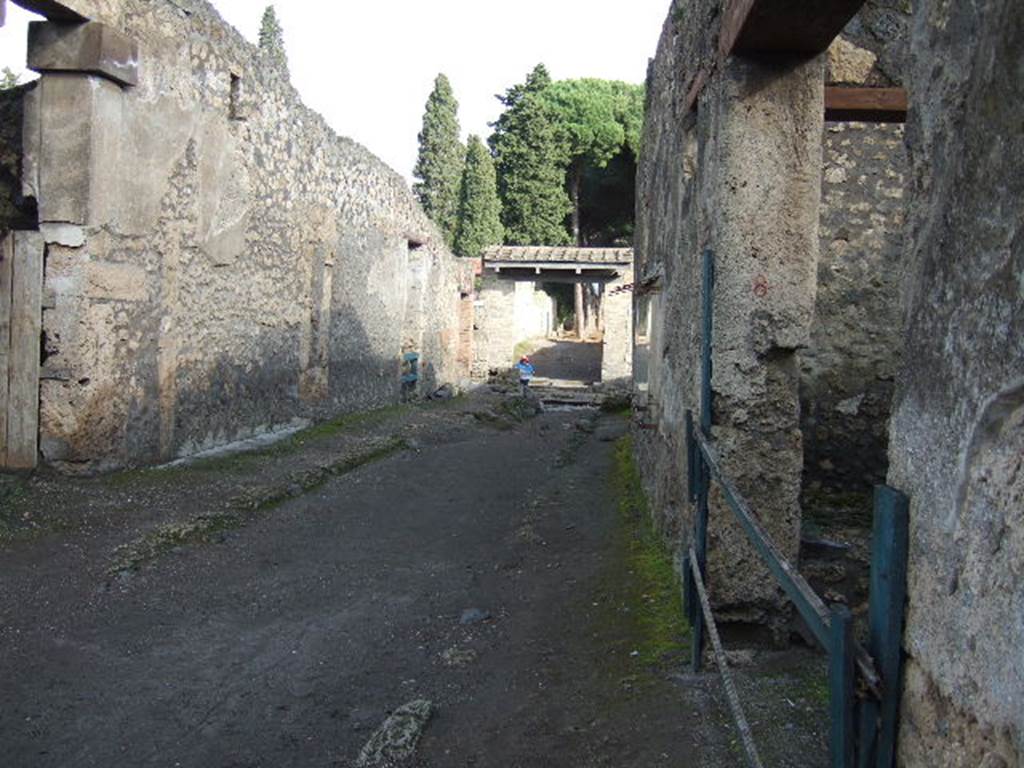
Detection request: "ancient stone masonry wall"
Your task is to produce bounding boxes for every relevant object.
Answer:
[0,82,37,233]
[635,0,825,625]
[889,0,1023,763]
[24,0,467,472]
[800,11,909,511]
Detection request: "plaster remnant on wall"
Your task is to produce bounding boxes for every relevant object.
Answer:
[40,222,85,246]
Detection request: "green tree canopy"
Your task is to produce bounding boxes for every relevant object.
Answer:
[489,64,572,246]
[540,79,644,244]
[454,135,503,258]
[258,5,288,77]
[413,74,465,247]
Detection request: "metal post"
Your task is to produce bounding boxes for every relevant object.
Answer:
[685,410,697,503]
[868,486,910,768]
[692,249,714,673]
[691,473,708,672]
[683,410,698,626]
[830,605,855,768]
[700,249,714,434]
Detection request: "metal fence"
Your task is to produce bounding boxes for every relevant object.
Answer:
[679,249,909,768]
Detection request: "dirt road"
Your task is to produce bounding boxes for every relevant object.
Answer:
[0,395,828,767]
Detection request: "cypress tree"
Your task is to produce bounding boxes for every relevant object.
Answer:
[258,5,289,77]
[489,64,571,246]
[454,136,503,258]
[413,74,464,247]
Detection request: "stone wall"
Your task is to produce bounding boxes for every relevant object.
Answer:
[890,0,1022,763]
[801,120,904,507]
[473,268,633,384]
[599,271,633,384]
[18,0,468,472]
[634,0,825,624]
[0,82,36,233]
[800,17,909,511]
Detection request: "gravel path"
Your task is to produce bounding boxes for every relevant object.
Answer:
[0,395,829,767]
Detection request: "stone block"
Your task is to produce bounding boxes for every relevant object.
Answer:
[37,73,122,225]
[28,20,138,87]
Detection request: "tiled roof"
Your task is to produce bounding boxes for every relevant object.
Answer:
[483,246,633,264]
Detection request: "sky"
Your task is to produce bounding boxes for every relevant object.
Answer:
[0,0,669,182]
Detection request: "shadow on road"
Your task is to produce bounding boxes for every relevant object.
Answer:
[528,340,603,383]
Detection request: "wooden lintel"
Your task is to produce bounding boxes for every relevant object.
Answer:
[686,69,708,112]
[721,0,866,57]
[825,87,907,123]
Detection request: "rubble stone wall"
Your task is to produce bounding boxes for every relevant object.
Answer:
[800,13,909,512]
[890,0,1023,763]
[23,0,467,472]
[0,82,36,233]
[634,0,825,623]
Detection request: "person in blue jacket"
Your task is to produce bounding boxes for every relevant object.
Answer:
[515,355,535,395]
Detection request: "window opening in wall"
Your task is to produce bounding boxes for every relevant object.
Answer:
[229,73,244,120]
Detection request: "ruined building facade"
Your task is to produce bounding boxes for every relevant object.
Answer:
[0,0,472,473]
[634,0,1021,764]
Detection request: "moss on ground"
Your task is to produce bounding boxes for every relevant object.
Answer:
[609,435,691,667]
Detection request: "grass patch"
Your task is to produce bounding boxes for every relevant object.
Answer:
[599,392,632,416]
[610,435,690,666]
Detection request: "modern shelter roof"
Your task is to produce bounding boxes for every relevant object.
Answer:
[483,246,633,265]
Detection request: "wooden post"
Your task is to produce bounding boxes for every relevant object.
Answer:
[830,605,855,768]
[869,487,910,767]
[0,233,12,466]
[4,231,43,470]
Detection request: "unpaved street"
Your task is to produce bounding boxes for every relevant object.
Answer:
[0,396,828,767]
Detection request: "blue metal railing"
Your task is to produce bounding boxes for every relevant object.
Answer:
[680,248,909,768]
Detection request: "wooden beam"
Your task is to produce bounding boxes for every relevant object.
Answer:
[825,86,907,123]
[685,69,708,112]
[720,0,866,57]
[5,231,43,470]
[0,234,12,466]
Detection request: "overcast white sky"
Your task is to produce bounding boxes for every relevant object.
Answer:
[0,1,668,182]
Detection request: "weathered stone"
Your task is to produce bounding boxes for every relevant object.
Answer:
[40,222,85,246]
[634,0,825,620]
[28,21,139,87]
[356,699,434,767]
[0,0,474,472]
[826,37,877,84]
[35,72,122,225]
[887,0,1024,758]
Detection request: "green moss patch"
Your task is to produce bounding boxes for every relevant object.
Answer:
[608,436,690,667]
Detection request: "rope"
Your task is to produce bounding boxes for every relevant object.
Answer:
[689,547,765,768]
